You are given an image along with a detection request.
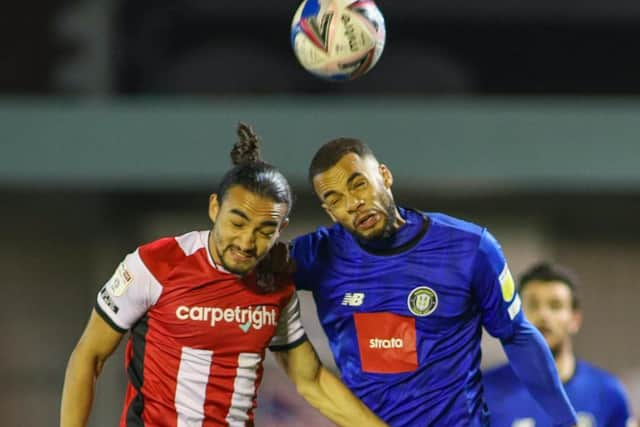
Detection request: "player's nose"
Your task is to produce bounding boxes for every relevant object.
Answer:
[534,312,553,328]
[236,231,256,251]
[346,195,364,213]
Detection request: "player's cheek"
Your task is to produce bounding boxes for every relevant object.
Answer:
[256,240,272,260]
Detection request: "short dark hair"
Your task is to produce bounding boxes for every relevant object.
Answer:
[217,122,292,215]
[308,137,375,183]
[518,262,581,309]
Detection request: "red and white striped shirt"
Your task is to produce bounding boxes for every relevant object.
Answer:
[95,230,306,427]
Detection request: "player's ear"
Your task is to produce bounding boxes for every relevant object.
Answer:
[569,309,582,335]
[279,217,290,232]
[208,193,220,223]
[379,164,393,189]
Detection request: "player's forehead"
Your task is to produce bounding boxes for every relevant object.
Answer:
[220,185,287,224]
[312,153,377,194]
[521,280,573,301]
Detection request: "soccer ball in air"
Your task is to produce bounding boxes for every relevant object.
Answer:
[290,0,386,81]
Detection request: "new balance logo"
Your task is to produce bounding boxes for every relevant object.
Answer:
[341,292,365,306]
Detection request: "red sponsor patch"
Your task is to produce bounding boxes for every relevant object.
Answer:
[353,312,418,374]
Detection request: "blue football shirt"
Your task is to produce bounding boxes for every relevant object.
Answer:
[291,209,524,426]
[484,360,633,427]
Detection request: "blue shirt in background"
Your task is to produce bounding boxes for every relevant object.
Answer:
[484,359,633,427]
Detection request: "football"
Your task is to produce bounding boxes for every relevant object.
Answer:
[290,0,386,81]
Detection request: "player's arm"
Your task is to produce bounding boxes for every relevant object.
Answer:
[500,321,577,427]
[268,291,386,426]
[60,309,124,427]
[272,340,387,427]
[606,376,635,427]
[61,250,160,427]
[472,230,578,427]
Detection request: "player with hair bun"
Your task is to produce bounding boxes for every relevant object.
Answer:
[60,123,386,427]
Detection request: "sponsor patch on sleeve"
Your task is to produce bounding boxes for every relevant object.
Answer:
[99,287,119,314]
[499,264,515,302]
[508,294,521,320]
[106,262,134,297]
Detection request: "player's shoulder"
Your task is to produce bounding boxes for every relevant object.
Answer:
[297,223,344,240]
[575,359,628,393]
[291,223,342,252]
[427,212,508,260]
[139,230,203,257]
[426,212,485,237]
[138,230,206,274]
[425,212,493,254]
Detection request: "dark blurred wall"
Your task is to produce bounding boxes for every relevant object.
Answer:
[1,1,79,93]
[6,0,640,95]
[110,0,640,95]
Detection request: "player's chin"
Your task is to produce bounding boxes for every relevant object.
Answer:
[544,335,561,351]
[222,257,257,276]
[353,221,387,240]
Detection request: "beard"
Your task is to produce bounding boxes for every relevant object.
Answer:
[351,192,398,241]
[210,230,258,276]
[218,247,255,275]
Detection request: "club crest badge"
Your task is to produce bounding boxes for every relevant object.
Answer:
[407,286,438,316]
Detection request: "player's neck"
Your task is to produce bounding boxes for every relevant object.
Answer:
[554,343,576,383]
[207,230,225,270]
[391,208,406,231]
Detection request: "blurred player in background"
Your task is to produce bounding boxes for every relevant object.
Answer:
[288,138,578,426]
[60,124,386,427]
[484,262,635,427]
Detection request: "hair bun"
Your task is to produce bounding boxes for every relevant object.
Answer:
[231,122,262,165]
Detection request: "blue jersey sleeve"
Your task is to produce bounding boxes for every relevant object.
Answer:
[501,320,578,427]
[290,230,325,291]
[472,230,577,426]
[606,377,633,426]
[470,229,522,339]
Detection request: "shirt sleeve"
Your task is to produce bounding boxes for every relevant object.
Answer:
[471,230,578,426]
[606,377,634,427]
[501,319,578,427]
[470,229,522,339]
[269,292,308,351]
[95,249,163,333]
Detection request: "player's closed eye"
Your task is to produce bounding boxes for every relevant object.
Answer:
[353,180,367,190]
[549,300,564,311]
[328,197,342,208]
[259,230,276,239]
